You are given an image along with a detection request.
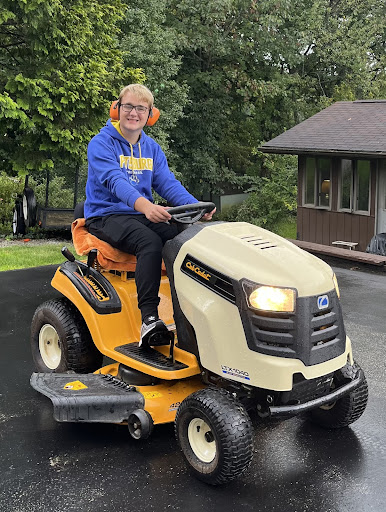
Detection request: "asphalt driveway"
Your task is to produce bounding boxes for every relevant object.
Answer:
[0,264,385,512]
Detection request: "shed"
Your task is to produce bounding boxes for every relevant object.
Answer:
[260,100,386,251]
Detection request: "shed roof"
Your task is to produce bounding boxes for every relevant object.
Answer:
[260,100,386,158]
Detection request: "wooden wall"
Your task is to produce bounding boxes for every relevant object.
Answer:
[297,156,376,251]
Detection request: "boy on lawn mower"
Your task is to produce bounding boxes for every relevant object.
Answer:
[84,84,215,348]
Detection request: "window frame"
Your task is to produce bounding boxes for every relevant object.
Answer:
[338,159,371,216]
[303,157,331,210]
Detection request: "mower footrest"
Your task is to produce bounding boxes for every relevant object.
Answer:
[30,372,144,423]
[115,342,188,371]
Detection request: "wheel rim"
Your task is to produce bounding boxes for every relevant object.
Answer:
[22,195,28,222]
[39,324,61,369]
[12,208,17,234]
[188,418,216,463]
[128,415,142,439]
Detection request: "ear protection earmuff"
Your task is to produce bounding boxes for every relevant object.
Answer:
[109,100,160,126]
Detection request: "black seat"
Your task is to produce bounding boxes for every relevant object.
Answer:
[74,201,85,221]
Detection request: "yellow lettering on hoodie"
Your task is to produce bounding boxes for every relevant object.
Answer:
[119,156,154,171]
[120,155,130,168]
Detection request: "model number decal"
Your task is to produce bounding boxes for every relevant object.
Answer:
[221,365,250,380]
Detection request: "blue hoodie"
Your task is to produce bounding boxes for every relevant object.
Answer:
[84,120,197,219]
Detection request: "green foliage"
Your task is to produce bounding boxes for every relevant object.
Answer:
[28,175,74,208]
[166,0,386,198]
[0,0,143,175]
[218,155,297,230]
[0,172,23,230]
[1,0,385,225]
[120,0,189,170]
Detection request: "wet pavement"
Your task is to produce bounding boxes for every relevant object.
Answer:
[0,264,385,512]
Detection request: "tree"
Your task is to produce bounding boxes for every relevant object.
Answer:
[165,0,386,199]
[119,0,188,171]
[0,0,143,176]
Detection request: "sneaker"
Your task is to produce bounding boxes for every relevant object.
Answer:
[139,316,173,348]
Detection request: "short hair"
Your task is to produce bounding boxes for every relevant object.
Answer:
[118,84,154,108]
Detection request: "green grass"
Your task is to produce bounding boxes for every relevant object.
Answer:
[0,217,298,272]
[0,243,82,271]
[271,216,297,239]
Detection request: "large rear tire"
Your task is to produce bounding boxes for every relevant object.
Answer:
[308,362,368,428]
[175,388,254,485]
[31,298,103,373]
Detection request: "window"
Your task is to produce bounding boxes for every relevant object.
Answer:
[340,160,353,211]
[356,161,370,212]
[339,160,370,214]
[303,158,331,208]
[305,158,316,204]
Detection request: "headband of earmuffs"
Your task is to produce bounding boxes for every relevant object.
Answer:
[109,100,160,126]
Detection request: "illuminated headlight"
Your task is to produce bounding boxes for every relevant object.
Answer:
[246,284,296,313]
[332,273,340,298]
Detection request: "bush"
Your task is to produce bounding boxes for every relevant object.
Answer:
[218,154,297,231]
[0,172,24,233]
[28,175,74,208]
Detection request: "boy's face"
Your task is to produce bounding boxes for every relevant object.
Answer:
[119,92,150,142]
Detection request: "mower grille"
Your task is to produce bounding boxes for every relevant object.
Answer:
[241,289,346,366]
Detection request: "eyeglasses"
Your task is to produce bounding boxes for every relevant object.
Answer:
[120,103,149,114]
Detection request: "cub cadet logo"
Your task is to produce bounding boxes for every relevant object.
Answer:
[185,261,211,281]
[317,295,329,310]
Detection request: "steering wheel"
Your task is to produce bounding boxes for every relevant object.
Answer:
[167,202,215,224]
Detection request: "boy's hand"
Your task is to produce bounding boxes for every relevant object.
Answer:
[134,197,172,223]
[202,207,216,221]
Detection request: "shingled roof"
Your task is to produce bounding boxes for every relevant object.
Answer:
[260,100,386,158]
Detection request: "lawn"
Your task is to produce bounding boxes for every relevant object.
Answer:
[0,217,297,272]
[0,242,81,271]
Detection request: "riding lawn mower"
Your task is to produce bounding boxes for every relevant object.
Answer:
[30,202,368,485]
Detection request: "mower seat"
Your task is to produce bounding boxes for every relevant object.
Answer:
[72,217,138,272]
[72,203,166,274]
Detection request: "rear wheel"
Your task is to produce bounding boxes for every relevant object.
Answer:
[31,298,103,373]
[308,362,368,428]
[175,388,254,485]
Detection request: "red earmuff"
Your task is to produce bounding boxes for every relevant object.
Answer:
[109,100,160,126]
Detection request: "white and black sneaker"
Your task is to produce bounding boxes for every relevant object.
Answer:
[139,316,173,349]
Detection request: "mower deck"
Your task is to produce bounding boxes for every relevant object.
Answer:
[30,372,144,423]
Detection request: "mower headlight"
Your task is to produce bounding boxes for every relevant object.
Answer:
[248,286,296,313]
[332,273,340,299]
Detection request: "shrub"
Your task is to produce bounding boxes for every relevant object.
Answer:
[0,173,24,233]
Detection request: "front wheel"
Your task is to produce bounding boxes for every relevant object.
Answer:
[307,362,368,429]
[31,298,103,373]
[175,388,254,485]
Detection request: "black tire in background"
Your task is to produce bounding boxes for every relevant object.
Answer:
[307,362,368,428]
[175,388,254,485]
[22,187,37,227]
[12,199,26,235]
[31,298,103,373]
